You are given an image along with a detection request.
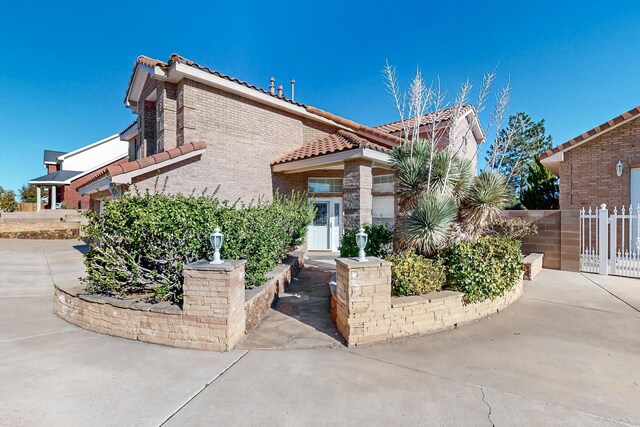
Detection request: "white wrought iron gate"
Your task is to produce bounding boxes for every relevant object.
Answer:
[580,204,640,277]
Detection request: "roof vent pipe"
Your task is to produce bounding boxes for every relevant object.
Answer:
[277,85,283,97]
[290,79,295,102]
[269,77,275,95]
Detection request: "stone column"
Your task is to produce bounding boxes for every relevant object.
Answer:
[50,185,56,210]
[335,257,392,347]
[182,260,246,351]
[343,159,373,229]
[36,186,41,212]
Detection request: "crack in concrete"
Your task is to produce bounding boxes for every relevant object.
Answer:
[480,387,495,426]
[341,349,638,426]
[581,273,640,314]
[158,350,249,427]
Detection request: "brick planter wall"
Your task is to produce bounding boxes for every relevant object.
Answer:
[334,257,524,347]
[54,253,304,351]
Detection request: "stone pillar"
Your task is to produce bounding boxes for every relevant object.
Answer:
[50,185,56,210]
[335,257,392,347]
[182,260,246,351]
[343,159,373,229]
[36,186,41,212]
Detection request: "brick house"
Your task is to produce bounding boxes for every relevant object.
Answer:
[30,134,128,210]
[79,53,484,251]
[540,106,640,210]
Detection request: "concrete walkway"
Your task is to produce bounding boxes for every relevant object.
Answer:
[1,239,639,426]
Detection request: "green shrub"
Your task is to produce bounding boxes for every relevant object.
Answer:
[484,217,537,240]
[338,223,393,258]
[438,237,522,303]
[81,186,313,303]
[0,188,17,212]
[387,251,445,296]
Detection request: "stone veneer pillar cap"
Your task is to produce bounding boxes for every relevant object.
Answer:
[335,257,392,268]
[183,259,246,272]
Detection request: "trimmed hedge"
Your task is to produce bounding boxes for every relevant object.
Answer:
[438,237,522,303]
[82,188,313,303]
[387,251,445,296]
[338,223,393,258]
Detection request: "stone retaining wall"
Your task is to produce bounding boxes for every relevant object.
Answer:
[334,257,524,347]
[0,222,80,239]
[54,253,303,351]
[244,251,304,332]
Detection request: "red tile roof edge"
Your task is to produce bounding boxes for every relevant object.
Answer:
[539,106,640,160]
[107,141,207,177]
[374,105,474,134]
[272,130,390,165]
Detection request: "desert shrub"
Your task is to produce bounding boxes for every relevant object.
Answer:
[338,223,393,258]
[484,217,538,240]
[387,251,445,296]
[81,188,313,303]
[438,237,522,303]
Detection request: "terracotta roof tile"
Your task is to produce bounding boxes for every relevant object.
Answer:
[272,130,390,165]
[120,119,138,135]
[98,142,208,181]
[540,106,640,160]
[374,105,474,134]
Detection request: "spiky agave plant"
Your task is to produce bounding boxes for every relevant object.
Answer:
[391,139,509,255]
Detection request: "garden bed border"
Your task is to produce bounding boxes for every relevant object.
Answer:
[54,251,304,351]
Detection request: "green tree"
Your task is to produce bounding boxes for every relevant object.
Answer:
[0,186,17,212]
[486,112,552,198]
[20,184,38,203]
[520,158,559,209]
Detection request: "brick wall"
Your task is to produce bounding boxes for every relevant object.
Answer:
[132,77,338,203]
[500,210,579,271]
[559,116,640,209]
[334,257,523,347]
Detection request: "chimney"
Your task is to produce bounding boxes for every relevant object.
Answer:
[290,79,295,102]
[269,77,275,95]
[277,85,283,97]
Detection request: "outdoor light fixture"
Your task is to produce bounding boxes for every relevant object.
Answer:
[209,227,224,264]
[616,160,624,177]
[355,227,368,262]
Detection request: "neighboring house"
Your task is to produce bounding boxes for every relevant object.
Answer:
[30,134,128,210]
[78,53,484,251]
[540,106,640,210]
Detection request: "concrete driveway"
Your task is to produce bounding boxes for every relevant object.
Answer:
[0,239,639,426]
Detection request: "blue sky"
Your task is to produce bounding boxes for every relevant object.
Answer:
[1,0,639,193]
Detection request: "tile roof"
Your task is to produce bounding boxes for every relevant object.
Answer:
[131,53,304,107]
[539,106,640,160]
[120,119,138,135]
[30,170,83,184]
[272,130,390,165]
[107,141,207,177]
[43,150,66,164]
[374,105,474,134]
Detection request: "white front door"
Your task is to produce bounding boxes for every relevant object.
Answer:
[308,198,342,251]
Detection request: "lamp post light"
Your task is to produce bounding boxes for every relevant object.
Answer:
[616,160,624,177]
[209,227,224,264]
[355,227,368,262]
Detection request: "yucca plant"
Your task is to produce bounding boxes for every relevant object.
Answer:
[392,139,509,255]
